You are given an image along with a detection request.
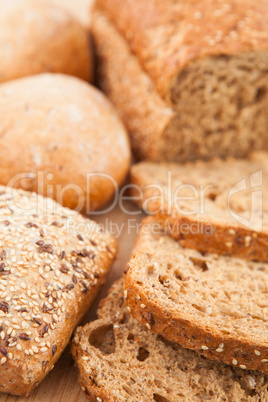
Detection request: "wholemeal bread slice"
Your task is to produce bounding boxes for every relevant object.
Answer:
[72,278,268,401]
[92,2,268,162]
[130,152,267,261]
[0,186,116,396]
[124,217,268,374]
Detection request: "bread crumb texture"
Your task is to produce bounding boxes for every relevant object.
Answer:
[72,279,268,401]
[130,152,268,261]
[92,2,268,162]
[124,217,268,374]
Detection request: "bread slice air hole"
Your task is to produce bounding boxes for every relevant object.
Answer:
[189,257,209,272]
[127,333,134,341]
[255,86,266,102]
[174,270,182,280]
[136,347,150,362]
[120,312,130,325]
[122,385,136,397]
[88,324,115,354]
[153,393,171,402]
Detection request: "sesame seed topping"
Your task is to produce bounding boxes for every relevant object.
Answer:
[232,359,238,365]
[216,348,223,353]
[0,357,6,364]
[140,304,146,309]
[254,350,261,356]
[201,346,209,350]
[240,365,247,369]
[261,359,268,363]
[0,187,115,368]
[82,356,89,361]
[146,323,151,330]
[32,346,39,353]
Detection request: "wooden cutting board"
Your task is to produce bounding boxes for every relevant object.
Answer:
[1,203,144,401]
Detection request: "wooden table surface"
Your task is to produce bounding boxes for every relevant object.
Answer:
[1,203,144,402]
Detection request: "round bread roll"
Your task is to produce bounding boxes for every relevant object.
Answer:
[0,0,92,83]
[0,73,131,213]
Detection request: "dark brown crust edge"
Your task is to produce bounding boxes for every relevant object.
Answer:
[72,323,115,402]
[124,271,268,374]
[129,180,268,262]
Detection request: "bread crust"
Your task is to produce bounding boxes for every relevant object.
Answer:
[91,10,173,162]
[95,0,268,102]
[124,218,268,374]
[73,279,268,401]
[0,73,131,213]
[92,8,268,163]
[130,155,268,261]
[0,186,116,396]
[0,0,92,83]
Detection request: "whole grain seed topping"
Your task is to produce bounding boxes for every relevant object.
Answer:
[52,344,57,356]
[60,264,69,274]
[33,318,42,326]
[0,186,115,366]
[0,346,7,355]
[41,324,49,337]
[19,333,30,341]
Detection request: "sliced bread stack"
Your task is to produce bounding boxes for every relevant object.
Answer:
[92,0,268,162]
[72,278,268,401]
[72,151,268,399]
[124,218,268,374]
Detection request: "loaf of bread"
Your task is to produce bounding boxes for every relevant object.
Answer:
[92,2,268,162]
[130,152,267,261]
[0,73,131,213]
[0,185,116,396]
[72,278,268,401]
[124,217,268,373]
[0,0,92,83]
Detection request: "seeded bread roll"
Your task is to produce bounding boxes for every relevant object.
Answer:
[0,185,116,396]
[0,0,92,83]
[92,3,268,162]
[52,0,93,26]
[130,152,268,261]
[125,218,268,374]
[72,279,268,401]
[0,73,131,213]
